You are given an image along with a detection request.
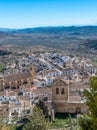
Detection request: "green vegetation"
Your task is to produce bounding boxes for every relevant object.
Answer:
[15,125,24,130]
[91,59,97,66]
[78,115,91,130]
[51,113,69,129]
[6,114,79,130]
[0,64,6,72]
[23,105,50,130]
[0,116,4,129]
[50,113,79,130]
[79,77,97,130]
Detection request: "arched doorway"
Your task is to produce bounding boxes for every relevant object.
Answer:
[75,107,81,114]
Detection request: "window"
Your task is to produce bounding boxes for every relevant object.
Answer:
[17,86,19,89]
[23,81,27,84]
[31,82,34,85]
[56,88,59,94]
[6,108,8,111]
[61,88,64,94]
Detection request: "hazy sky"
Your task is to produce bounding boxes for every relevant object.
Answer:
[0,0,97,28]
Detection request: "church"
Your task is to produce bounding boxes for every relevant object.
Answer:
[52,78,89,114]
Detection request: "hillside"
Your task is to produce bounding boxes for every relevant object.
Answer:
[0,26,97,55]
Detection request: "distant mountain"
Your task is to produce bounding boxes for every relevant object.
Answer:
[0,28,16,32]
[10,26,97,35]
[0,26,97,55]
[0,26,95,33]
[0,26,97,34]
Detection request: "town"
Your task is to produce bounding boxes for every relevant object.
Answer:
[1,0,97,129]
[0,49,96,123]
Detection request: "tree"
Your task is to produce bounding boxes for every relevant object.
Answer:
[62,115,79,130]
[78,115,91,130]
[79,77,97,130]
[23,105,50,130]
[37,100,48,118]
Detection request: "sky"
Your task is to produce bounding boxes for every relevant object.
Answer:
[0,0,97,28]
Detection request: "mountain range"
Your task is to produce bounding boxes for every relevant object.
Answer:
[0,26,97,55]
